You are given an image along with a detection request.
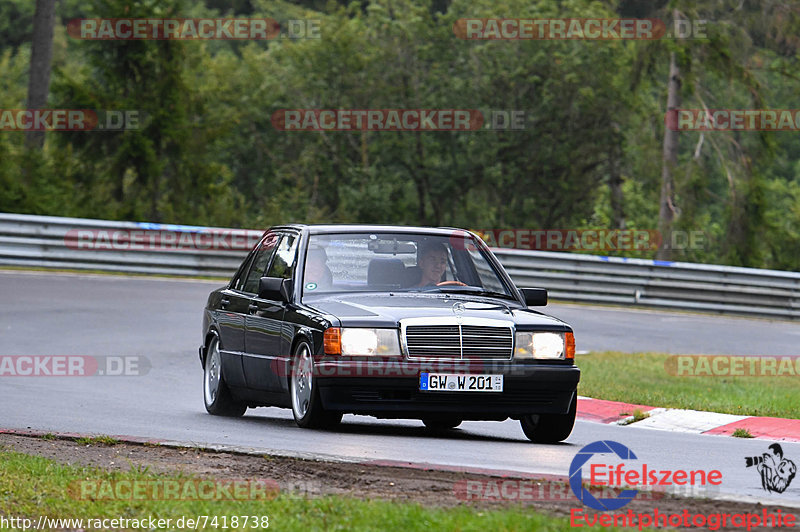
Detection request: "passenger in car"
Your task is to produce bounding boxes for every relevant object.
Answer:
[413,242,448,287]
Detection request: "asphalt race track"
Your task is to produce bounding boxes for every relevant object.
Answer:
[2,270,799,507]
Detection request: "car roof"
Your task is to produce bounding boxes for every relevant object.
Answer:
[269,224,472,237]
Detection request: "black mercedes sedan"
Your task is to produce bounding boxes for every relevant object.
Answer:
[199,225,580,442]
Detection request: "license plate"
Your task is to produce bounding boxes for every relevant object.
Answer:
[419,373,503,392]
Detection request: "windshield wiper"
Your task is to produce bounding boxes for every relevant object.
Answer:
[433,286,516,300]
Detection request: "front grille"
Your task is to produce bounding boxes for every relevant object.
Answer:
[404,322,513,360]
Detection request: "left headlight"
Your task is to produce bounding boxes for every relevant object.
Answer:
[325,327,402,356]
[515,331,574,360]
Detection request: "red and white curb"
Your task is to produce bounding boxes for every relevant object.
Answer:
[577,396,800,442]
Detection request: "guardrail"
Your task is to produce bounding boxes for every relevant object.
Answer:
[495,248,800,320]
[0,213,263,278]
[1,213,798,320]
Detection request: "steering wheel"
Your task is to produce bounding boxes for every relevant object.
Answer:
[436,280,467,287]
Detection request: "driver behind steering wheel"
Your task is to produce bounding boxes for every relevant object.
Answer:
[414,241,454,287]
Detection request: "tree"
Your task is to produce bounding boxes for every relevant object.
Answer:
[656,46,681,260]
[25,0,56,149]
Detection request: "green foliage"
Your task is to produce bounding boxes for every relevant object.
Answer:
[1,0,799,271]
[0,0,35,49]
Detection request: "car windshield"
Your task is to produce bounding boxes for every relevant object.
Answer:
[301,232,514,299]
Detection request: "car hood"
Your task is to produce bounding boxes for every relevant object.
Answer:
[303,293,570,331]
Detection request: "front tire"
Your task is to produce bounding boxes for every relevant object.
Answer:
[520,393,576,443]
[290,340,342,429]
[204,336,247,417]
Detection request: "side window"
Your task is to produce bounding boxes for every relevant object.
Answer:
[242,233,280,293]
[231,252,256,291]
[266,234,298,280]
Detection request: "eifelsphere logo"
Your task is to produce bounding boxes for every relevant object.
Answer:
[569,440,639,511]
[745,443,797,494]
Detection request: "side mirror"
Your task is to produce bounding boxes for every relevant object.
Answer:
[520,287,547,307]
[258,276,291,302]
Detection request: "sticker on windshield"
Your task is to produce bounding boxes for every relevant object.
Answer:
[305,282,317,291]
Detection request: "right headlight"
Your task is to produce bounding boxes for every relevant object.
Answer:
[324,327,402,356]
[515,331,574,360]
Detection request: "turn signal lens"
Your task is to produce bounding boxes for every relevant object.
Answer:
[324,327,341,355]
[565,332,575,359]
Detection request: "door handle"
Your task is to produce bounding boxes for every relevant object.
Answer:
[220,298,230,309]
[248,303,258,314]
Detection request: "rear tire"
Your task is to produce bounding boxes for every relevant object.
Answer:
[290,340,342,429]
[204,336,247,417]
[520,394,576,443]
[422,416,462,431]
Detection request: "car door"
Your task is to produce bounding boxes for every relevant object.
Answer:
[214,255,253,388]
[244,232,299,392]
[222,232,278,390]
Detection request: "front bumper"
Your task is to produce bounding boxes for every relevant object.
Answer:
[315,360,579,419]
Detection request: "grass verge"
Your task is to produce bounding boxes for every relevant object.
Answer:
[0,450,622,532]
[577,351,800,419]
[75,436,120,446]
